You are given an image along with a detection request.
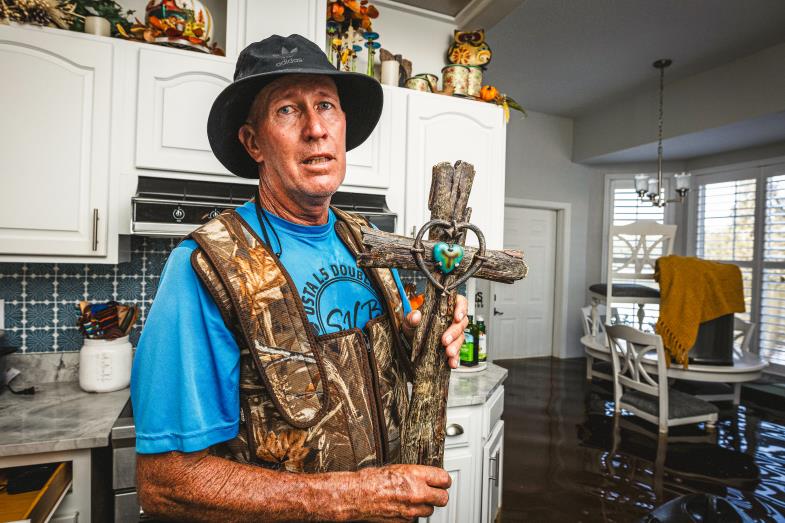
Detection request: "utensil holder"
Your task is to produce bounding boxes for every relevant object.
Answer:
[79,336,133,393]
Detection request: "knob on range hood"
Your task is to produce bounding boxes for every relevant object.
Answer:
[131,177,397,236]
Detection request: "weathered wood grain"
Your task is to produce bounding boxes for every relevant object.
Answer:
[357,228,528,283]
[358,160,528,468]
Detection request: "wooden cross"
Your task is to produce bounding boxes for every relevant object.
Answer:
[357,161,528,467]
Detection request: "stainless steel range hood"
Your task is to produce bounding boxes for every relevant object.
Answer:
[131,177,397,236]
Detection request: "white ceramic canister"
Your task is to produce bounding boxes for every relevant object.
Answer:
[79,336,133,393]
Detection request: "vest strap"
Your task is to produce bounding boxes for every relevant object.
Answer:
[190,213,329,428]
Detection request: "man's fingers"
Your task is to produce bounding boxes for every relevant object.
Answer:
[419,465,452,489]
[442,322,465,348]
[453,294,468,322]
[406,310,422,327]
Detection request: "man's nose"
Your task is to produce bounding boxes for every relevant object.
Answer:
[301,106,328,141]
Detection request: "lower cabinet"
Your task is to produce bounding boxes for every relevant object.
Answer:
[428,449,474,523]
[425,385,505,523]
[482,420,504,523]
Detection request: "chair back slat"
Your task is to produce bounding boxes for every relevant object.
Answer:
[608,221,677,281]
[606,324,668,402]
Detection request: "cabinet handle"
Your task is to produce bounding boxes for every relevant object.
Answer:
[489,450,500,486]
[91,208,99,251]
[445,423,464,437]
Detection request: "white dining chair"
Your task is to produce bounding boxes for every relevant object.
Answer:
[606,324,718,434]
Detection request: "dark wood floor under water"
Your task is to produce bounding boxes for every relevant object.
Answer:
[495,357,785,522]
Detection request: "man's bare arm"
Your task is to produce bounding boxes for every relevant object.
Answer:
[137,450,450,522]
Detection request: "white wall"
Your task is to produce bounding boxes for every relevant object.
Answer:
[370,5,456,79]
[491,111,602,358]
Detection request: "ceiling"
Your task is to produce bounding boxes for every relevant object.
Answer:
[392,0,472,17]
[585,111,785,164]
[485,0,785,117]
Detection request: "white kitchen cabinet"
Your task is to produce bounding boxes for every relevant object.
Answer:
[227,0,327,57]
[343,85,403,190]
[425,384,505,523]
[428,449,474,523]
[481,420,504,523]
[135,48,234,176]
[0,25,112,258]
[404,91,506,250]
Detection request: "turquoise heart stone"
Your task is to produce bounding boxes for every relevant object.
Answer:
[433,242,464,274]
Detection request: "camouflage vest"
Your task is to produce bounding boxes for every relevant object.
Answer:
[188,207,411,473]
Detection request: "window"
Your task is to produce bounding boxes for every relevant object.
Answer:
[760,173,785,366]
[692,162,785,368]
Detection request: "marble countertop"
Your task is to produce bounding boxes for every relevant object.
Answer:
[0,382,129,457]
[447,362,507,408]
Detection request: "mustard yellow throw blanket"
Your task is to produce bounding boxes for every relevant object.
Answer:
[654,255,745,367]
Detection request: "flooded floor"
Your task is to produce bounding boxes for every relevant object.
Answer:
[496,357,785,522]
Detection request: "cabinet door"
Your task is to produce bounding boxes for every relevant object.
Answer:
[427,448,474,523]
[0,26,111,256]
[342,86,402,190]
[136,48,234,176]
[481,420,504,523]
[404,92,506,249]
[239,0,327,52]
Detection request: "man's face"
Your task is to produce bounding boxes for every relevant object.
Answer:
[240,74,347,202]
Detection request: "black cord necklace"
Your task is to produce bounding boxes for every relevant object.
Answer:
[254,197,283,257]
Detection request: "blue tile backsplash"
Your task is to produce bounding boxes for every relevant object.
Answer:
[0,237,425,354]
[0,237,177,353]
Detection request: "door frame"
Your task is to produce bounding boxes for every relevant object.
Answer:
[501,197,571,359]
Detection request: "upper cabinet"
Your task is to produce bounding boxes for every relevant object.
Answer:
[0,25,112,257]
[404,91,507,250]
[228,0,327,56]
[135,48,234,176]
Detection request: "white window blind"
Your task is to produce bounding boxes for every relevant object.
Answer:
[611,185,666,225]
[695,178,756,323]
[760,174,785,365]
[696,179,756,262]
[692,164,785,368]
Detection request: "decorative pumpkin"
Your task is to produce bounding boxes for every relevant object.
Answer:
[479,85,498,102]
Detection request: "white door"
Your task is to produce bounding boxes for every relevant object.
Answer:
[490,207,557,359]
[0,25,112,256]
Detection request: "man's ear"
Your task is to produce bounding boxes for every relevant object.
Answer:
[238,123,264,163]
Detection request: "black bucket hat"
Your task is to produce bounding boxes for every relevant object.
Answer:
[207,34,383,179]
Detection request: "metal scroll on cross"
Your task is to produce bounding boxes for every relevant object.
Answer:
[357,161,528,467]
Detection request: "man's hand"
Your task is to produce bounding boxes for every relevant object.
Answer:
[138,451,450,522]
[402,294,469,369]
[358,464,451,522]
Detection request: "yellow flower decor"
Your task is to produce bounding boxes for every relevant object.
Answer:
[480,84,526,123]
[327,0,378,31]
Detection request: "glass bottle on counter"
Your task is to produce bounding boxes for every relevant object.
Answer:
[460,314,476,366]
[476,316,487,363]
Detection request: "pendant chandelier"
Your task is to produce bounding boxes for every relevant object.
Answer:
[634,59,690,207]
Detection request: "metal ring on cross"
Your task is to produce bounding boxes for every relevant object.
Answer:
[411,219,487,293]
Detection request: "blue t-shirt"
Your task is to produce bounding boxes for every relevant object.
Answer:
[131,201,410,454]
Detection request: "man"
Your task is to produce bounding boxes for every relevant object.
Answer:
[131,34,468,522]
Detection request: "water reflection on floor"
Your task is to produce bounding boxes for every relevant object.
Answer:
[496,357,785,522]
